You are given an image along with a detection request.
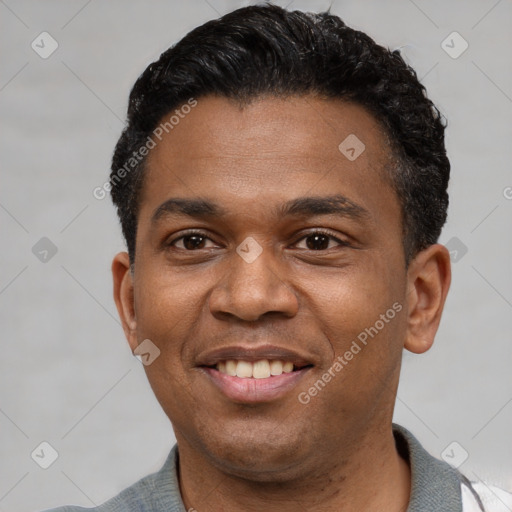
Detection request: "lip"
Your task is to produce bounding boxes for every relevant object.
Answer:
[196,344,315,368]
[195,344,316,404]
[201,366,312,403]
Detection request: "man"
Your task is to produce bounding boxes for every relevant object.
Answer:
[48,3,511,511]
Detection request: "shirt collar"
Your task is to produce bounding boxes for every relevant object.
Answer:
[393,423,463,512]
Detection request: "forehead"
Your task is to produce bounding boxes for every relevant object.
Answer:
[138,95,398,226]
[146,95,391,166]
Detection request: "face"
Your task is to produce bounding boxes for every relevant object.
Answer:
[113,95,449,481]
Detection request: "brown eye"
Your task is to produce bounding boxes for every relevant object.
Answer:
[295,230,348,251]
[170,232,216,250]
[305,233,330,250]
[182,235,206,250]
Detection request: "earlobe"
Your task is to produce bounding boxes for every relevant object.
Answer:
[404,244,451,354]
[112,252,138,352]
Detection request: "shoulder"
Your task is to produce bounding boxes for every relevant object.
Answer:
[41,471,159,512]
[41,446,183,512]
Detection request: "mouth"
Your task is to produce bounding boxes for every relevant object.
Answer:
[206,359,312,378]
[196,346,315,403]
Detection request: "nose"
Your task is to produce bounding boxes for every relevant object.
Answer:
[208,241,299,322]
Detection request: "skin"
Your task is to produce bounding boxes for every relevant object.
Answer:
[112,95,451,511]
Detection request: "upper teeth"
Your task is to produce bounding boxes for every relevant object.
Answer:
[216,360,294,379]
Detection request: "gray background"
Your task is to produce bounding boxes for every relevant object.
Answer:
[1,0,511,510]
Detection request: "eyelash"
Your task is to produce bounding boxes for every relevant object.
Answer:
[167,229,349,250]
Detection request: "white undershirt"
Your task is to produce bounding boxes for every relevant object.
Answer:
[462,481,512,511]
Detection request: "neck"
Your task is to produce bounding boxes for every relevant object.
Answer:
[177,424,411,512]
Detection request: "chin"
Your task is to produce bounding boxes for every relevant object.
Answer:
[199,428,312,482]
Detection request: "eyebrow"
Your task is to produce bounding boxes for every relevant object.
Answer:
[151,194,369,224]
[151,198,228,223]
[276,194,369,220]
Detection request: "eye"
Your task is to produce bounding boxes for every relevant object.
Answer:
[169,231,217,250]
[166,229,348,252]
[294,230,349,251]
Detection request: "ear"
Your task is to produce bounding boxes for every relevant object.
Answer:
[112,252,138,352]
[404,244,451,354]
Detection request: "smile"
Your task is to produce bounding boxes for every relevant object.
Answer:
[216,359,301,378]
[201,362,313,403]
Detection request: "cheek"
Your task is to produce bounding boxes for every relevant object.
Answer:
[301,259,403,341]
[299,261,405,403]
[132,268,211,392]
[135,266,207,333]
[133,270,207,423]
[296,283,404,429]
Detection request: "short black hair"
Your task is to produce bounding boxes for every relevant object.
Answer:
[110,3,449,265]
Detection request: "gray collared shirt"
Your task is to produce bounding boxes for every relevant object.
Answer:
[45,423,489,512]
